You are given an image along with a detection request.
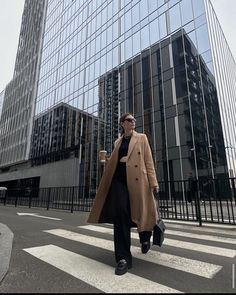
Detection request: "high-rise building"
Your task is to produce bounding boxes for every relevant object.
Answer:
[0,0,47,167]
[0,0,235,194]
[0,90,5,121]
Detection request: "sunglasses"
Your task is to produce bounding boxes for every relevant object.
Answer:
[124,118,136,123]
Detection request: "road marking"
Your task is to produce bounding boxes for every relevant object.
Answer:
[164,219,236,230]
[44,229,222,278]
[17,212,61,221]
[166,229,236,244]
[81,225,236,258]
[23,244,181,293]
[162,223,236,236]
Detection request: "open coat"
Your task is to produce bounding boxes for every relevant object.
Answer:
[87,131,159,232]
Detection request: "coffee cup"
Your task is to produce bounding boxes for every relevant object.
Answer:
[99,150,107,163]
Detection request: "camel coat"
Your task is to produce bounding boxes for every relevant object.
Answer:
[87,131,159,232]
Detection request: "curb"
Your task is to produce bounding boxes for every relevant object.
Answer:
[0,223,14,283]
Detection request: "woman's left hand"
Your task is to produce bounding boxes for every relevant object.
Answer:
[153,186,159,193]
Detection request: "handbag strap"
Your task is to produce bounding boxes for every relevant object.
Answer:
[153,191,161,218]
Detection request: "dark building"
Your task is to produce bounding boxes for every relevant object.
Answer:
[99,29,228,183]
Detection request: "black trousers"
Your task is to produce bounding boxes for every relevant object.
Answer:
[110,178,152,264]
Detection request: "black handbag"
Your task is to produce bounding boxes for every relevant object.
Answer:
[153,191,166,246]
[153,218,166,246]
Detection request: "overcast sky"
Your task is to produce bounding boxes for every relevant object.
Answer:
[0,0,236,93]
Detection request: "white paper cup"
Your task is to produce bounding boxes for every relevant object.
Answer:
[99,150,107,163]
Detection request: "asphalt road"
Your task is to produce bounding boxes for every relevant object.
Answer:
[0,205,236,293]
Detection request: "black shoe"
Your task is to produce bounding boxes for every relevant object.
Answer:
[141,241,150,254]
[115,259,132,276]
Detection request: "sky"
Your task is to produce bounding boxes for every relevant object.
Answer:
[0,0,236,93]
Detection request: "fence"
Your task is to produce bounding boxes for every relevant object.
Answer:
[0,178,235,225]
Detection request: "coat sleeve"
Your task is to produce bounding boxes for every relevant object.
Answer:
[143,134,159,189]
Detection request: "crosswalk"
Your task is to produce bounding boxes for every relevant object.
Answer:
[23,220,236,293]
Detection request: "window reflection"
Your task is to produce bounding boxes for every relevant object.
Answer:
[159,13,167,39]
[196,24,210,54]
[192,0,205,18]
[140,0,148,20]
[150,18,160,45]
[133,31,140,56]
[169,4,181,33]
[140,25,150,51]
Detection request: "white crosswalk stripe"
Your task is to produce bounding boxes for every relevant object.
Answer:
[162,222,236,236]
[23,244,181,293]
[22,221,236,293]
[79,225,236,258]
[44,228,222,279]
[164,219,236,230]
[161,229,236,244]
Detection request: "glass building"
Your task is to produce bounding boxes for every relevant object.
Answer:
[0,0,236,193]
[0,90,5,121]
[0,0,47,168]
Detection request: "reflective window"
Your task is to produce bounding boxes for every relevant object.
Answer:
[183,21,195,33]
[196,24,210,54]
[148,0,158,12]
[192,0,205,18]
[195,13,207,28]
[107,2,112,21]
[120,41,125,63]
[106,50,113,72]
[113,20,119,41]
[140,0,149,20]
[101,30,107,49]
[100,54,106,74]
[159,13,167,39]
[133,31,140,56]
[187,31,197,49]
[125,36,133,60]
[125,9,132,31]
[107,26,112,45]
[201,50,212,64]
[101,6,107,26]
[180,0,193,25]
[113,0,119,15]
[169,4,181,33]
[113,46,119,68]
[149,18,160,45]
[120,15,125,35]
[140,25,150,51]
[132,4,140,26]
[158,0,165,8]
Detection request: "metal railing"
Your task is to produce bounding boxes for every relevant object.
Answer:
[0,178,235,225]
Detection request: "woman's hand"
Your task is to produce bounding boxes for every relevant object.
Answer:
[153,186,159,193]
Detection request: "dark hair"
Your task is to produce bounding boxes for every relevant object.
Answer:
[119,112,134,135]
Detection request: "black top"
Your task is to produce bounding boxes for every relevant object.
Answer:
[113,136,131,184]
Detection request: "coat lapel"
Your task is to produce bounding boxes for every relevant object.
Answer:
[126,131,139,160]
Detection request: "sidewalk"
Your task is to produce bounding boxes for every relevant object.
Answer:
[0,223,13,283]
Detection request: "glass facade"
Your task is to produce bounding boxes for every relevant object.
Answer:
[1,0,234,193]
[33,0,234,191]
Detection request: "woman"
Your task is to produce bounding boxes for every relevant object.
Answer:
[87,113,159,275]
